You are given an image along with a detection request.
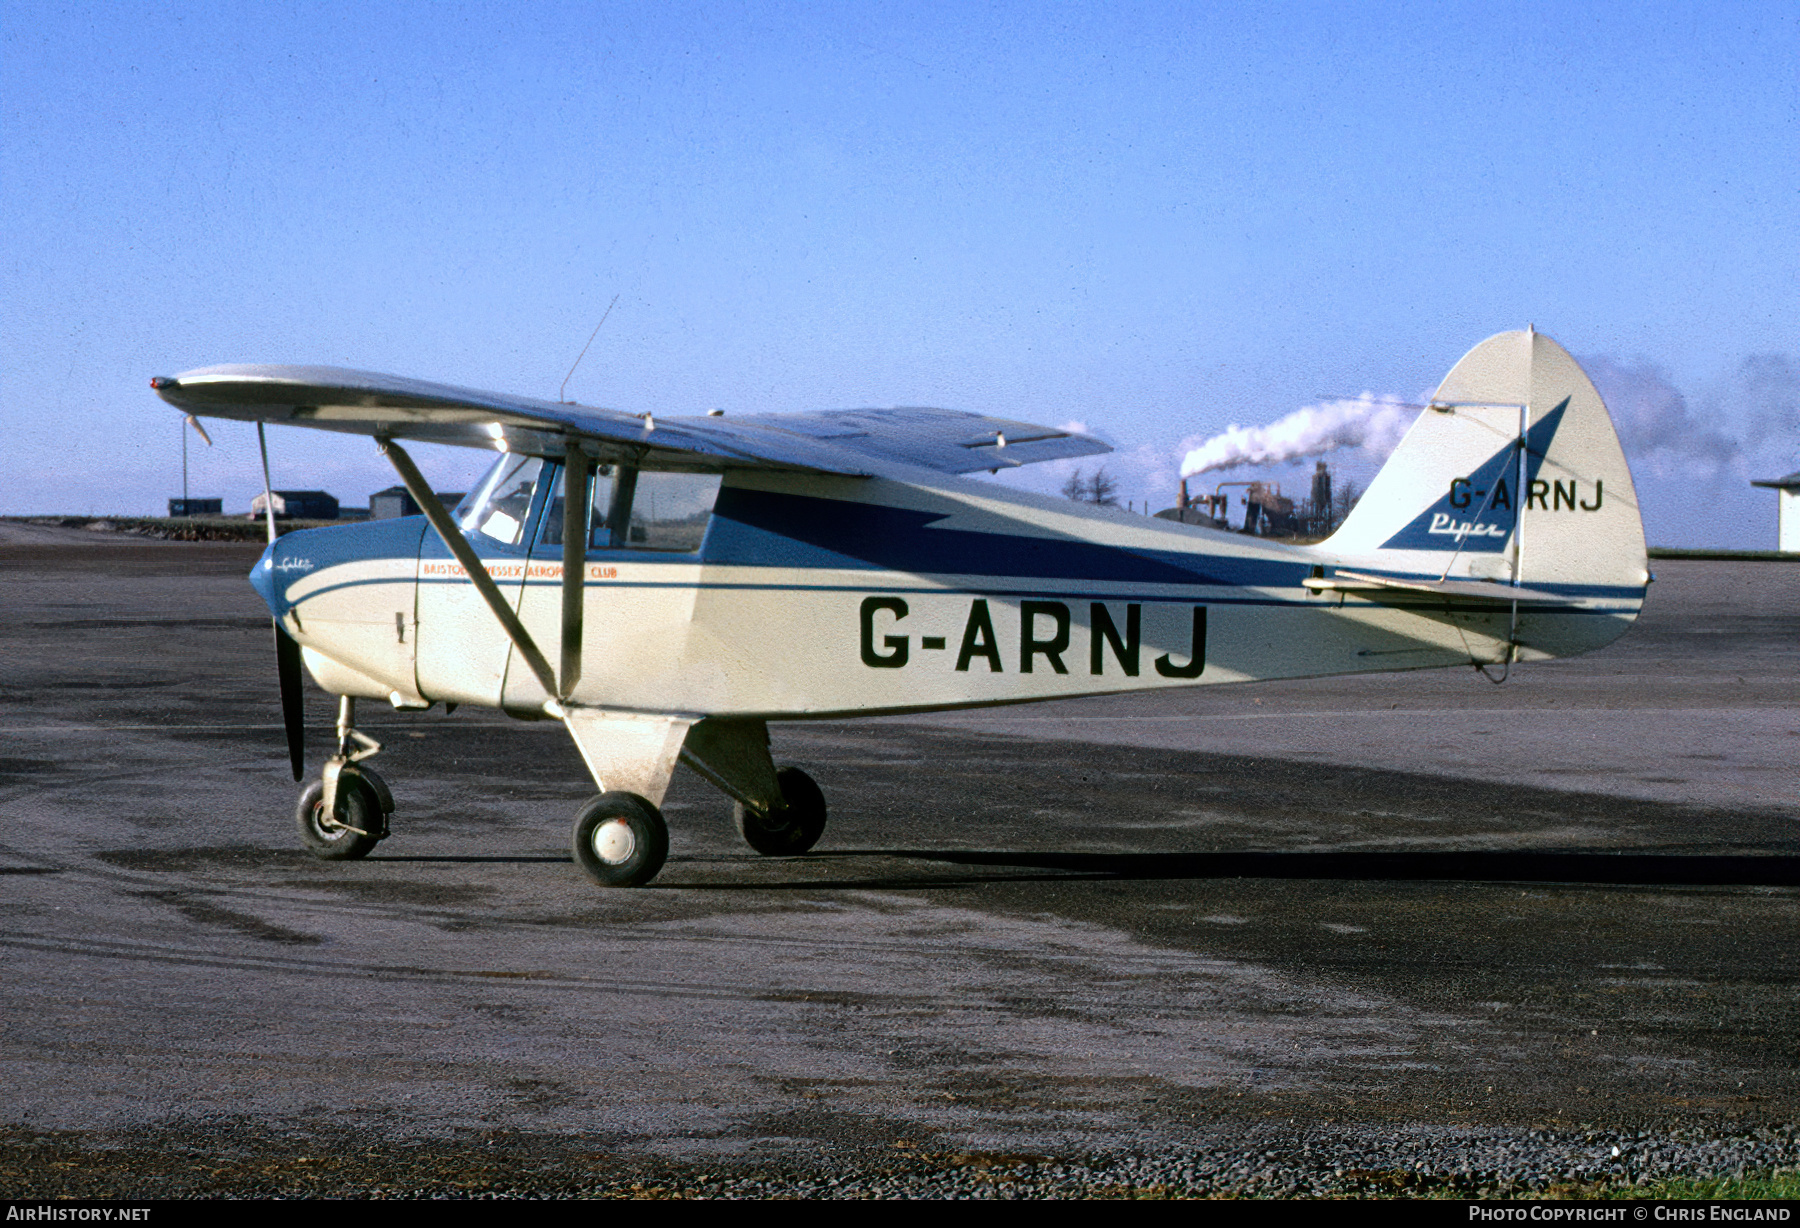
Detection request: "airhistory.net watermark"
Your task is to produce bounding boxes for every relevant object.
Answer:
[6,1209,150,1222]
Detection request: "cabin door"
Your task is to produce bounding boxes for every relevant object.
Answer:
[414,455,548,709]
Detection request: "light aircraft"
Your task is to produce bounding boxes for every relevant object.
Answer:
[151,328,1649,888]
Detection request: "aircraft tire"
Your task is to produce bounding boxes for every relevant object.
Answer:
[572,792,669,888]
[295,778,382,861]
[733,766,827,856]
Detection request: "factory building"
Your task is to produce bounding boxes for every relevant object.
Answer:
[1161,461,1345,538]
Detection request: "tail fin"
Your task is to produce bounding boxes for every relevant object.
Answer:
[1324,329,1647,593]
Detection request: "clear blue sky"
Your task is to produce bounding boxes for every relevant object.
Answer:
[4,1,1795,543]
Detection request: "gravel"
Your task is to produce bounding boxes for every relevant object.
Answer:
[4,1120,1795,1199]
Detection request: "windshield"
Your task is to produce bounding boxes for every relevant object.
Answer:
[458,455,545,546]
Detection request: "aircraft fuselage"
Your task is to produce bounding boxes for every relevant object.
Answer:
[254,464,1645,723]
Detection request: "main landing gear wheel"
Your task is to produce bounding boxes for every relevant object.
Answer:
[295,769,388,861]
[733,766,827,856]
[572,792,669,888]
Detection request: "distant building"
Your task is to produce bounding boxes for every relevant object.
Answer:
[167,497,222,517]
[1750,471,1799,552]
[369,486,418,520]
[370,486,466,519]
[250,490,339,520]
[1154,506,1226,530]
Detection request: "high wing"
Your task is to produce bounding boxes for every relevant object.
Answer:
[150,364,1110,476]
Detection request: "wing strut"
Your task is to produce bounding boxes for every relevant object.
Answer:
[559,442,590,700]
[380,438,564,714]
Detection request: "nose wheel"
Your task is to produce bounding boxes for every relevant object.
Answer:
[733,765,827,856]
[296,695,394,861]
[572,792,669,887]
[296,769,390,860]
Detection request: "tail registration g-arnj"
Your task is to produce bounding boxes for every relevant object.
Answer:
[151,329,1648,887]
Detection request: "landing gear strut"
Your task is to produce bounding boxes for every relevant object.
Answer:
[733,766,827,856]
[296,696,394,861]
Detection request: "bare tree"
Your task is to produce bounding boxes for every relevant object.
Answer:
[1331,478,1362,527]
[1088,467,1120,507]
[1062,467,1121,507]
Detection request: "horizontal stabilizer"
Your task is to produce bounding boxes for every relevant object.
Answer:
[1303,569,1581,605]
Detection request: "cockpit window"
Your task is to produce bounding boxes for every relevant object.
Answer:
[459,455,545,546]
[630,471,722,552]
[539,465,722,553]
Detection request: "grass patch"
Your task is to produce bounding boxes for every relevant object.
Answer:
[1647,547,1798,561]
[1421,1169,1800,1201]
[5,514,342,541]
[1596,1170,1800,1200]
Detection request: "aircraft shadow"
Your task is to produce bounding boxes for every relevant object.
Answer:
[375,855,572,864]
[675,848,1799,890]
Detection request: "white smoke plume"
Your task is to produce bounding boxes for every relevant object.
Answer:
[1582,357,1743,478]
[1583,352,1799,480]
[1178,394,1417,478]
[1736,354,1800,457]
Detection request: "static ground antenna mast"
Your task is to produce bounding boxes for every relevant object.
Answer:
[559,294,621,404]
[178,413,212,509]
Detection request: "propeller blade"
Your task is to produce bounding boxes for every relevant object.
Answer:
[275,619,305,781]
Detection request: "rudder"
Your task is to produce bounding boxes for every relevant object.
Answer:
[1324,329,1647,593]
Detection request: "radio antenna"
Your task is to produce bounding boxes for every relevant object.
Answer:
[559,294,620,403]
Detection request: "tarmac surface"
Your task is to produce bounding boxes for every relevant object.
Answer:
[0,520,1795,1197]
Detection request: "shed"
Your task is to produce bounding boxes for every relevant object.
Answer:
[369,486,466,519]
[1750,471,1800,552]
[168,498,223,517]
[369,485,420,520]
[250,490,339,520]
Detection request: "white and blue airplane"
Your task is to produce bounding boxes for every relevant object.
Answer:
[152,328,1649,888]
